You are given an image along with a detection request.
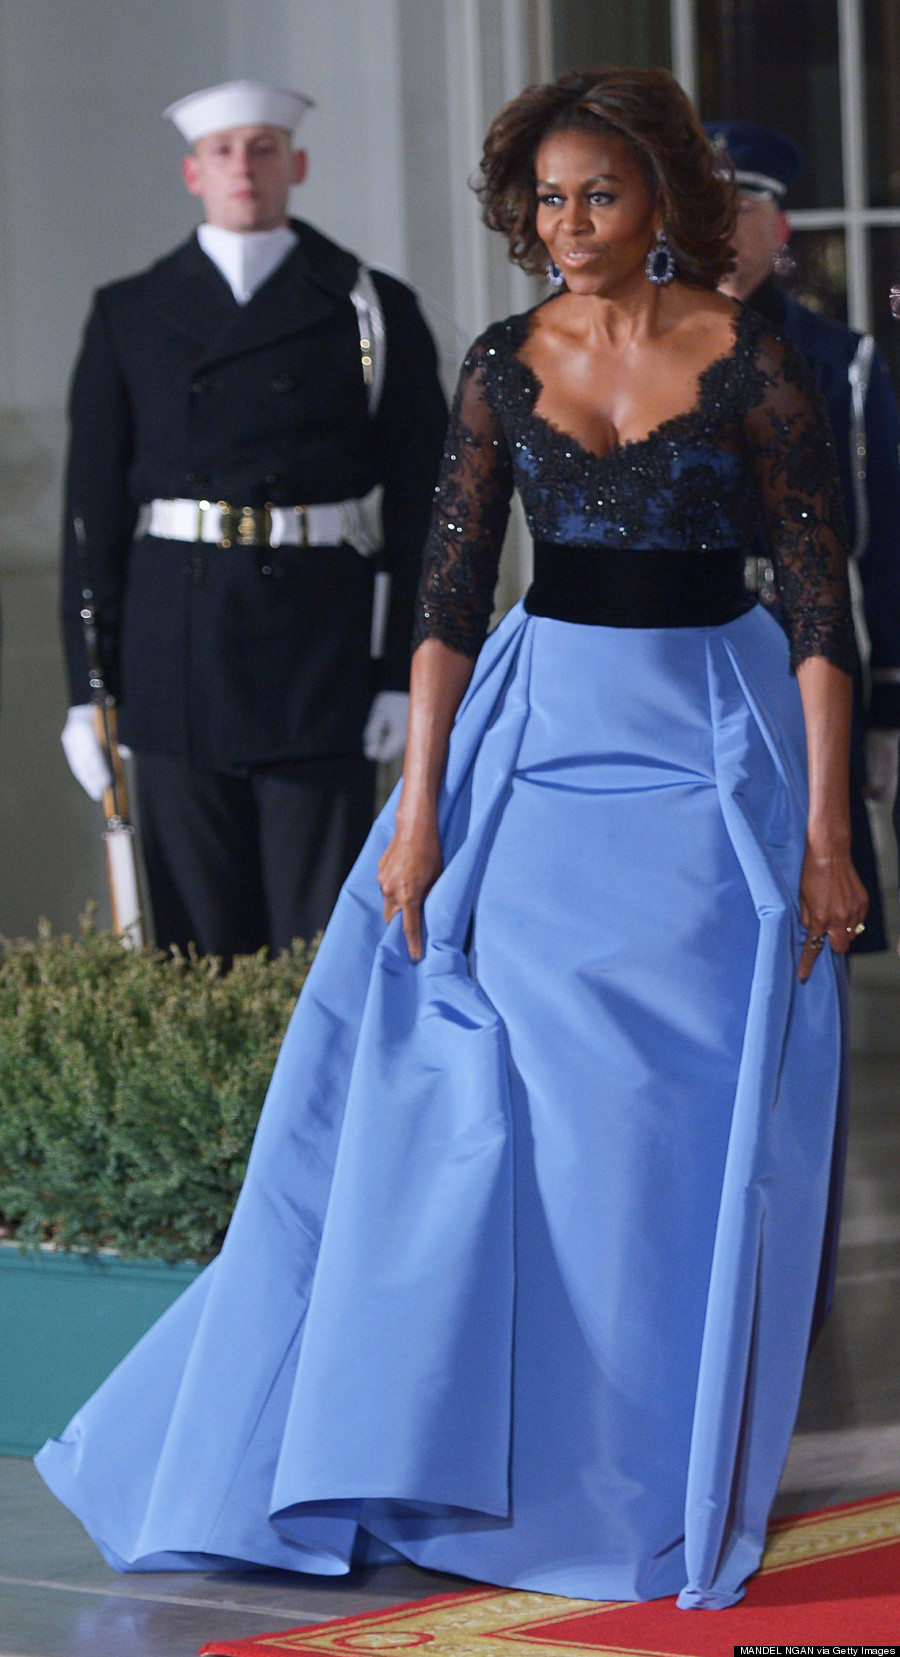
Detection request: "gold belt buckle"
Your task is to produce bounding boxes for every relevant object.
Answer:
[236,506,262,546]
[217,502,272,548]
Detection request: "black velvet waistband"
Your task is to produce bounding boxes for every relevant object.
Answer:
[524,542,756,629]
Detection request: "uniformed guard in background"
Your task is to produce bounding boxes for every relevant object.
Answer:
[61,80,447,959]
[706,119,900,952]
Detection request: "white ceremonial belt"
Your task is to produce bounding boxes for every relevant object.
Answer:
[138,491,382,556]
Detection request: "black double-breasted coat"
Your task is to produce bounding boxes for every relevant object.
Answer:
[61,219,447,771]
[750,279,900,951]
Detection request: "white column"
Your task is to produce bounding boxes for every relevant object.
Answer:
[838,0,871,332]
[670,0,699,104]
[502,0,542,316]
[438,0,542,606]
[0,7,15,405]
[533,0,553,80]
[443,0,492,342]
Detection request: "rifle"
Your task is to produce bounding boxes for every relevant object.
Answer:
[74,517,146,948]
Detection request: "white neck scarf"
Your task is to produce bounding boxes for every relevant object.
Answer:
[197,223,298,304]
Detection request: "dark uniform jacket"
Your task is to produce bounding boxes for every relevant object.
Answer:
[752,280,900,727]
[751,279,900,950]
[61,219,447,770]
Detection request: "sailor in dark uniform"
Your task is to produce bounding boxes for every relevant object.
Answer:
[60,80,447,959]
[706,119,900,952]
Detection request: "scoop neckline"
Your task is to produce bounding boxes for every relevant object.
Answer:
[507,302,748,468]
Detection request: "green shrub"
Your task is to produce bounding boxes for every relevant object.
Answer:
[0,915,316,1262]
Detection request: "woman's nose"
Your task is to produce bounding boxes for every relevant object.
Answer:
[561,203,590,233]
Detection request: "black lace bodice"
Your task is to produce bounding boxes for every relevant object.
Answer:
[413,302,854,674]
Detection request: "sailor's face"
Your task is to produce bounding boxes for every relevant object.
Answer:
[719,193,789,302]
[182,124,306,232]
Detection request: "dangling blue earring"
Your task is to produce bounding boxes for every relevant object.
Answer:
[645,229,676,286]
[546,261,565,288]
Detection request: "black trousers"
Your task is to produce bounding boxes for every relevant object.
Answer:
[134,752,376,960]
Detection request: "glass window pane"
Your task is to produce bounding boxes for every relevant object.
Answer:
[869,228,900,392]
[865,3,900,207]
[697,0,842,209]
[551,0,672,74]
[785,228,848,323]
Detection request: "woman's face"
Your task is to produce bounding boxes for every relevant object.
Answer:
[534,127,660,296]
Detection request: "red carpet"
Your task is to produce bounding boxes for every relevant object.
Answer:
[198,1490,900,1654]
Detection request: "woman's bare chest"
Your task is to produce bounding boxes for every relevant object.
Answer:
[521,325,736,458]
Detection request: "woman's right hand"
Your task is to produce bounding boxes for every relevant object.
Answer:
[377,813,443,962]
[378,637,476,960]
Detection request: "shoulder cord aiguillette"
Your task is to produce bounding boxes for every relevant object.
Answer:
[349,266,386,417]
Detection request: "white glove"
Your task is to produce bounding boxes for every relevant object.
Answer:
[61,704,116,801]
[363,691,410,762]
[865,728,900,803]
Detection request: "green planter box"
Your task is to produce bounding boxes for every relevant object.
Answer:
[0,1244,200,1456]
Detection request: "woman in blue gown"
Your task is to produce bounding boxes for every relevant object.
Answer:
[37,69,867,1611]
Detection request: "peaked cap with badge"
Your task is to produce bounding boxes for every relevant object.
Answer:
[703,119,804,200]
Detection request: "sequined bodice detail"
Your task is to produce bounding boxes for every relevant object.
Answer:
[413,303,854,673]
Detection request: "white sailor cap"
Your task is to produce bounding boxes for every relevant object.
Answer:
[164,80,314,144]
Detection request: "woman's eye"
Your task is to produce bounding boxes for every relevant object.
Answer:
[537,193,564,207]
[588,191,615,205]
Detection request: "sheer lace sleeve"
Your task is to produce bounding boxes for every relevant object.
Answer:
[411,331,514,658]
[743,323,855,674]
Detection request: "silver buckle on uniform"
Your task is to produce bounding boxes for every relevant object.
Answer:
[744,554,776,600]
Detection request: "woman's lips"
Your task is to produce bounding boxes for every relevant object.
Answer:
[558,248,595,266]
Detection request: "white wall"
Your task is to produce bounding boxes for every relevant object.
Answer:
[0,0,541,938]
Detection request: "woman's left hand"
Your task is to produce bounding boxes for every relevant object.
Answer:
[798,842,868,981]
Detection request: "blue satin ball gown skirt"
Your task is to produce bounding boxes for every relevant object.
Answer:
[36,602,845,1610]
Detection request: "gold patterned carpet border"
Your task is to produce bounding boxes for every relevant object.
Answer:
[199,1491,900,1657]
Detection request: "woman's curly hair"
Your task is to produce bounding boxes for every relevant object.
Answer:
[475,67,737,289]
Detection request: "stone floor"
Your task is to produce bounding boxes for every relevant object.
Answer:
[2,949,899,1657]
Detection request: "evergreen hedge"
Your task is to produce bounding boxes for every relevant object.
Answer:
[0,915,316,1262]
